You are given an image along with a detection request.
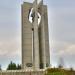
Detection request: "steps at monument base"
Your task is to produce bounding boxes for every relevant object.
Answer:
[0,70,45,75]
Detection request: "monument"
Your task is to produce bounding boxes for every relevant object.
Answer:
[0,0,50,75]
[22,0,50,70]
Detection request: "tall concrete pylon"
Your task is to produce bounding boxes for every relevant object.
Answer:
[32,0,40,70]
[21,0,50,70]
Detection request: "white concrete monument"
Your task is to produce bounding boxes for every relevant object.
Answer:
[22,0,50,70]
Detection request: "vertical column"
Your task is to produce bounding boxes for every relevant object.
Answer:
[41,7,46,69]
[40,5,50,69]
[44,6,50,68]
[41,1,46,69]
[33,0,40,70]
[22,2,33,70]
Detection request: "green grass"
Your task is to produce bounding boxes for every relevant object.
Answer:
[46,72,66,75]
[45,68,75,75]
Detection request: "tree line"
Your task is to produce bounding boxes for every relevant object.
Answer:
[0,61,21,70]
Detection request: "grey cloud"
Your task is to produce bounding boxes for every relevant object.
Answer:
[49,7,75,66]
[0,0,21,69]
[0,36,21,69]
[49,7,75,43]
[0,36,21,57]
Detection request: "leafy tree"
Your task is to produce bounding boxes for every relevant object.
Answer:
[0,65,2,70]
[58,57,64,69]
[58,64,63,69]
[70,67,74,72]
[7,61,17,70]
[16,64,21,70]
[7,61,22,70]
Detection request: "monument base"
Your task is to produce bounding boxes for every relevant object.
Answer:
[0,70,45,75]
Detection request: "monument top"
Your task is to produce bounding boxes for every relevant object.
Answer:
[23,0,43,4]
[37,0,43,4]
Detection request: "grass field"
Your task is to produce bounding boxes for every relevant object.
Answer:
[45,68,75,75]
[47,72,66,75]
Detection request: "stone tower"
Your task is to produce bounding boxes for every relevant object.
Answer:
[21,0,50,70]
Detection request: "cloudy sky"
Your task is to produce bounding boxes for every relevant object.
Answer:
[0,0,75,69]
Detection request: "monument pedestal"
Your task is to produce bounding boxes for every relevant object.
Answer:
[0,70,45,75]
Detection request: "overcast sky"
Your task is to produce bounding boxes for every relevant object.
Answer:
[0,0,75,69]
